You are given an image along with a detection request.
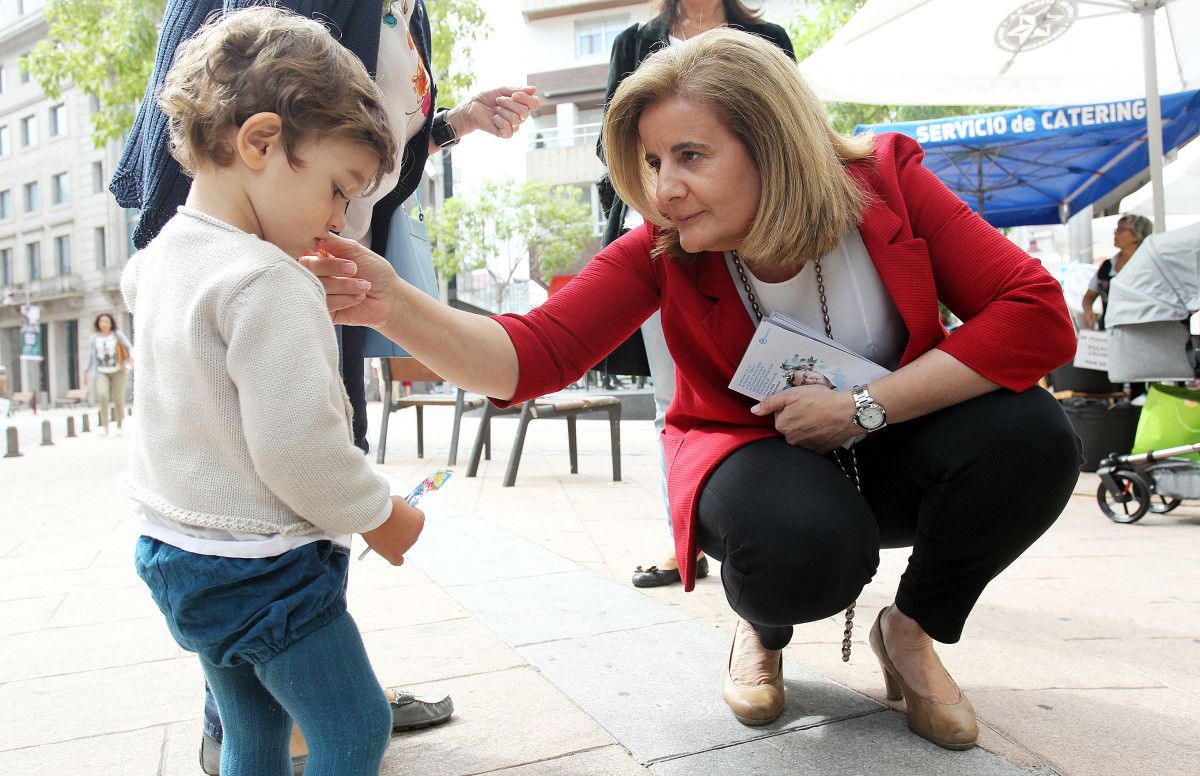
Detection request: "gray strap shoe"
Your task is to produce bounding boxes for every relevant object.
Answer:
[389,687,454,731]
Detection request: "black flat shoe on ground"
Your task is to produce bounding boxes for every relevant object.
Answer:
[631,555,709,588]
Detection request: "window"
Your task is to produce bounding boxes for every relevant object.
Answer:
[0,190,10,219]
[88,94,100,114]
[19,53,30,84]
[49,103,67,137]
[94,226,107,268]
[0,125,9,156]
[20,114,37,147]
[55,235,70,275]
[92,161,104,194]
[65,320,79,390]
[0,248,11,286]
[26,242,40,280]
[52,172,69,205]
[23,180,38,212]
[575,16,628,58]
[0,65,5,95]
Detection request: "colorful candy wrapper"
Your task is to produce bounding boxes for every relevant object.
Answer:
[358,470,453,560]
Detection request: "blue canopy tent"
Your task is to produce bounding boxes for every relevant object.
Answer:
[855,90,1200,228]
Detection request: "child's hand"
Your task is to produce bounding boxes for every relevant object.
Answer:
[361,496,425,566]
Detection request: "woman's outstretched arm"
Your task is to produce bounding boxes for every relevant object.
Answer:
[303,233,520,401]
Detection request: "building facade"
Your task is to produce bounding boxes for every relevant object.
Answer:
[0,0,133,403]
[522,0,651,269]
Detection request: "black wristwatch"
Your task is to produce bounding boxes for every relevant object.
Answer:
[430,109,460,149]
[851,384,887,432]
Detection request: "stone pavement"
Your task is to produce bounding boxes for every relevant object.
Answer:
[1,399,1197,775]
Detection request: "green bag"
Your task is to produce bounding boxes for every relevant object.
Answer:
[1131,384,1200,460]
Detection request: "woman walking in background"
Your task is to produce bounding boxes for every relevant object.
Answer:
[84,313,133,435]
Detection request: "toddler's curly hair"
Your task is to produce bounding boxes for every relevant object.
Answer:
[158,6,397,190]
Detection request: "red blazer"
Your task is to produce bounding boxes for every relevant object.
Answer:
[494,133,1075,590]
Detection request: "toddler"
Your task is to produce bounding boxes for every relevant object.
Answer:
[120,8,423,775]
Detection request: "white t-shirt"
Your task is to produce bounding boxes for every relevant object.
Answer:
[94,333,122,374]
[726,229,908,371]
[343,5,432,241]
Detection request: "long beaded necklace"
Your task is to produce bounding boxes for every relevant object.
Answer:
[730,250,859,662]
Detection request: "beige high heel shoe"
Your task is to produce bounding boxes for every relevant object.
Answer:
[721,618,785,726]
[868,606,978,750]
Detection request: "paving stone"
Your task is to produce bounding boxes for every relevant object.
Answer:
[647,711,1039,776]
[0,563,143,603]
[349,580,470,633]
[161,720,208,776]
[0,616,181,683]
[407,509,581,586]
[0,594,61,635]
[47,584,162,629]
[485,744,651,774]
[380,667,616,776]
[360,617,526,686]
[0,727,165,775]
[446,568,691,647]
[520,618,882,764]
[0,657,202,749]
[970,685,1200,776]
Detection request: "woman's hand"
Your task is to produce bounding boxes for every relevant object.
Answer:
[451,86,540,140]
[300,234,399,328]
[751,386,859,453]
[1081,309,1098,330]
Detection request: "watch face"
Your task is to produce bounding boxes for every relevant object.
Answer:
[859,405,885,429]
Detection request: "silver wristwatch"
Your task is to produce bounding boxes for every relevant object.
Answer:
[851,384,887,432]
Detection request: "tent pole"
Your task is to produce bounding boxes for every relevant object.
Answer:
[977,155,985,220]
[1140,1,1167,231]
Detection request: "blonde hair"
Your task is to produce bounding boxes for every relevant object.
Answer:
[158,6,396,190]
[604,27,873,268]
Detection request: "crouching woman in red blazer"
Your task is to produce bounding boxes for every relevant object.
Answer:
[308,28,1081,751]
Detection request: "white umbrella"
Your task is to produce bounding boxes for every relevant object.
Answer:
[798,0,1200,227]
[1120,139,1200,218]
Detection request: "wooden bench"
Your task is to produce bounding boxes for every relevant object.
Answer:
[376,357,485,465]
[466,393,622,487]
[8,391,33,413]
[56,388,89,408]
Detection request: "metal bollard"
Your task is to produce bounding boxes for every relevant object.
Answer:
[4,426,20,458]
[81,413,90,433]
[66,416,76,438]
[41,419,53,446]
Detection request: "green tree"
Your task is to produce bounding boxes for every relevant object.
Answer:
[23,0,489,150]
[426,180,592,309]
[426,0,489,109]
[23,0,165,149]
[787,0,1005,134]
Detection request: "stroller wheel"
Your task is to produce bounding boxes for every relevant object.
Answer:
[1149,495,1182,514]
[1096,474,1151,523]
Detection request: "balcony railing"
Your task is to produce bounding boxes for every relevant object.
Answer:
[101,264,125,291]
[20,274,84,302]
[528,121,602,151]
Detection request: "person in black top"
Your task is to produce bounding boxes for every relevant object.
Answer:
[1082,213,1153,330]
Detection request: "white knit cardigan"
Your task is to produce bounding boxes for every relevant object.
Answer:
[119,209,391,536]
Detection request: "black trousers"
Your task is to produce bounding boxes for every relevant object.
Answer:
[695,389,1082,649]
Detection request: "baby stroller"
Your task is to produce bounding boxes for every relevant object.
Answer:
[1095,442,1200,523]
[1098,221,1200,524]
